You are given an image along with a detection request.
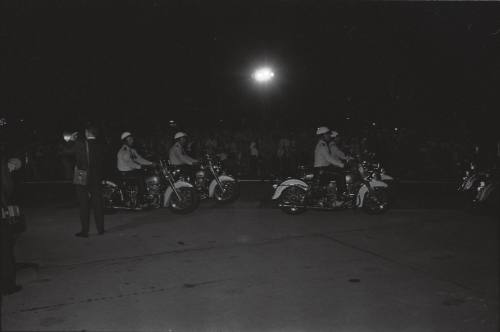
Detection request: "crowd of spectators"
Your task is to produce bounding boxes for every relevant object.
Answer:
[14,124,500,182]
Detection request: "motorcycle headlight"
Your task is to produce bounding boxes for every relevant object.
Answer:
[465,170,470,177]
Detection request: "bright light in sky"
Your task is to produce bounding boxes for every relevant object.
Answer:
[253,67,275,83]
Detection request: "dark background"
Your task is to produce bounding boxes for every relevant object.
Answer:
[1,1,500,141]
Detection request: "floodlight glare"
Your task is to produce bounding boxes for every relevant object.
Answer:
[253,67,275,83]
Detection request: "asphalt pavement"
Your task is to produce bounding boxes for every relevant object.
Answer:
[1,182,498,331]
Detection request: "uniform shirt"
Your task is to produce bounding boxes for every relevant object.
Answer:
[314,139,344,168]
[328,141,348,161]
[169,142,197,166]
[117,145,152,172]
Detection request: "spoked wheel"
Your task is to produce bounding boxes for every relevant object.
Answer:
[169,187,200,214]
[279,186,306,215]
[363,188,389,215]
[214,180,240,204]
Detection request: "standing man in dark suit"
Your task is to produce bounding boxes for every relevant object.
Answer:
[72,124,106,238]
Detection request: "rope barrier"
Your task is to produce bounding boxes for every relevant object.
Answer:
[22,179,456,185]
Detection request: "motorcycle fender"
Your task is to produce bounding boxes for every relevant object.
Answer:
[103,180,118,187]
[163,181,194,207]
[208,175,236,198]
[272,179,309,200]
[356,179,388,207]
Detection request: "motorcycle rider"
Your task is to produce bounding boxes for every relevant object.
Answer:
[314,126,346,200]
[329,131,352,163]
[169,132,198,178]
[117,132,154,205]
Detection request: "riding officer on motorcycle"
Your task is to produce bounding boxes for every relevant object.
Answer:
[329,131,351,163]
[117,132,154,205]
[169,132,198,179]
[314,126,346,198]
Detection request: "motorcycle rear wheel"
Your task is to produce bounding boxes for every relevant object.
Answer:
[363,188,389,215]
[279,186,306,215]
[169,187,200,214]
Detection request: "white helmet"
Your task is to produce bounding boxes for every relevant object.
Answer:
[174,132,188,140]
[316,126,330,135]
[330,130,339,138]
[121,132,132,140]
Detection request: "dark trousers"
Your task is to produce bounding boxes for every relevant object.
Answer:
[315,166,346,194]
[76,183,104,234]
[1,224,16,293]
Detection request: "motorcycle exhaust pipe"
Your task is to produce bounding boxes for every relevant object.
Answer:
[279,203,338,211]
[278,203,306,209]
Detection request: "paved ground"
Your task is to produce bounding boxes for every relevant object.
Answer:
[1,184,499,331]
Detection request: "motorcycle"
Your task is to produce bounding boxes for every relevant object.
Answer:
[458,162,482,194]
[102,160,200,214]
[171,154,239,203]
[271,159,390,215]
[467,167,499,214]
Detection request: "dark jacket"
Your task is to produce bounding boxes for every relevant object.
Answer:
[73,139,106,185]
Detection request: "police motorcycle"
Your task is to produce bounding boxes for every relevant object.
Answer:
[102,159,200,214]
[457,161,487,209]
[171,153,239,203]
[458,161,482,193]
[458,162,499,213]
[271,158,390,215]
[473,169,499,211]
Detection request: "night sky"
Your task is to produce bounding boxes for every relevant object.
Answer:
[2,1,500,136]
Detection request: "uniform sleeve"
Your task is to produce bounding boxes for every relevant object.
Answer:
[320,146,344,168]
[331,145,347,160]
[178,149,198,165]
[133,150,153,166]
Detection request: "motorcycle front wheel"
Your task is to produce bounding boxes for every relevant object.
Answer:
[279,186,306,215]
[363,188,389,215]
[214,180,240,204]
[169,187,200,214]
